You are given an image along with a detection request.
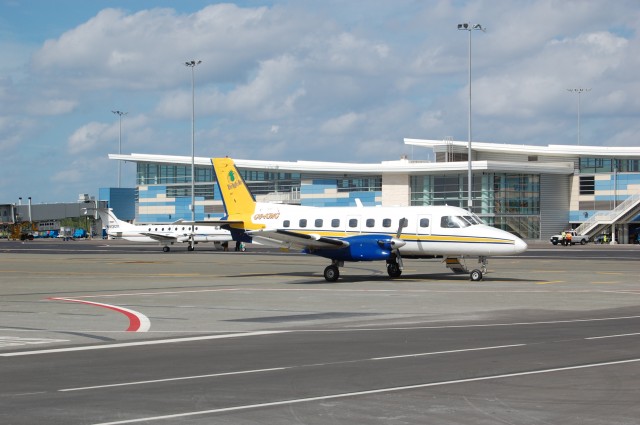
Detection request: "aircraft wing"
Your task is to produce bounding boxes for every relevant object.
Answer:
[139,233,179,243]
[248,229,349,250]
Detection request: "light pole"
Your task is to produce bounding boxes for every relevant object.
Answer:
[111,110,127,187]
[458,22,485,211]
[185,60,201,250]
[566,88,590,146]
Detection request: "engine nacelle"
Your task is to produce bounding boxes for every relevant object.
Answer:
[306,234,403,262]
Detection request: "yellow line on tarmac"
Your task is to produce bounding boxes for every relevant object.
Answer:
[536,280,565,285]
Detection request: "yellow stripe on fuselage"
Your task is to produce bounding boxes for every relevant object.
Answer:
[287,230,515,245]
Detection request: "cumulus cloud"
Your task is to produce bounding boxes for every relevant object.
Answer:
[68,122,111,154]
[1,0,638,202]
[321,112,365,134]
[26,99,77,116]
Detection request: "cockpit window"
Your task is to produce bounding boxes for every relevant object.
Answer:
[440,216,473,229]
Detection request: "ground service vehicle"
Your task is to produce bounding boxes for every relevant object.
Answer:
[550,230,589,245]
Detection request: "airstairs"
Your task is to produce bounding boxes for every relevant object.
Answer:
[573,192,640,238]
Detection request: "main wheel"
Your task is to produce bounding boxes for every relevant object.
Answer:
[188,245,195,251]
[162,246,170,252]
[324,265,339,282]
[387,262,402,278]
[470,269,483,281]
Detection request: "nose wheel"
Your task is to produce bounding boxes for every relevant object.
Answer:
[470,269,483,281]
[470,256,488,281]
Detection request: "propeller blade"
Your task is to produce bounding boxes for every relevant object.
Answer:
[394,218,408,270]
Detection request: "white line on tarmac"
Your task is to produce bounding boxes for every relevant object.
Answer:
[60,367,287,392]
[371,344,526,360]
[60,343,528,393]
[91,357,640,425]
[586,332,640,340]
[0,331,287,357]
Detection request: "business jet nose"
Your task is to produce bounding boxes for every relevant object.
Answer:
[513,237,528,254]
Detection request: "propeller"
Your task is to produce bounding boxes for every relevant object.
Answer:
[393,217,408,269]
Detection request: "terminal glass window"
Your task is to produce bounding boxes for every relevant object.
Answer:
[580,157,640,173]
[336,177,382,193]
[410,172,540,238]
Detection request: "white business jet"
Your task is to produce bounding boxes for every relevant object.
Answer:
[210,157,527,281]
[95,208,232,252]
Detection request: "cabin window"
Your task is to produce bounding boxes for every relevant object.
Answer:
[419,218,429,227]
[382,218,392,228]
[366,218,375,228]
[348,218,358,228]
[315,219,323,227]
[331,219,340,228]
[283,220,290,228]
[299,219,307,228]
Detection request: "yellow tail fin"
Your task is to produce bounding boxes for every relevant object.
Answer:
[212,158,259,228]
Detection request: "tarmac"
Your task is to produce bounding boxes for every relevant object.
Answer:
[0,238,639,424]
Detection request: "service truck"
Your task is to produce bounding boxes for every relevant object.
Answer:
[549,230,589,245]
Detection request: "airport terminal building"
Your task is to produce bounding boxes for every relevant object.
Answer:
[108,139,640,243]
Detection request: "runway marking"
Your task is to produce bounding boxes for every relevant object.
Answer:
[4,315,640,356]
[60,367,287,392]
[535,280,564,285]
[91,357,640,425]
[59,343,527,393]
[586,332,640,340]
[371,344,525,360]
[40,287,635,301]
[0,331,287,357]
[0,336,69,348]
[48,298,151,333]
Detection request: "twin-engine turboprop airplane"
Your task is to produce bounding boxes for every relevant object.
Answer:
[210,157,527,281]
[94,208,232,252]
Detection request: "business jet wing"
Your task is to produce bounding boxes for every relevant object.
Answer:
[248,229,349,250]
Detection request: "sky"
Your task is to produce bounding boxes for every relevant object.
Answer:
[1,0,639,203]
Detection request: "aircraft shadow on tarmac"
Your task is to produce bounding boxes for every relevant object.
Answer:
[222,271,535,285]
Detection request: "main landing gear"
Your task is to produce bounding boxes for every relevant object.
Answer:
[323,261,341,282]
[323,256,404,282]
[386,255,402,278]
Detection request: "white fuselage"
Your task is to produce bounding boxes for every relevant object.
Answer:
[249,202,527,257]
[106,223,230,243]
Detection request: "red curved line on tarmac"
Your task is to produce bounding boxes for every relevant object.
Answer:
[48,297,146,332]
